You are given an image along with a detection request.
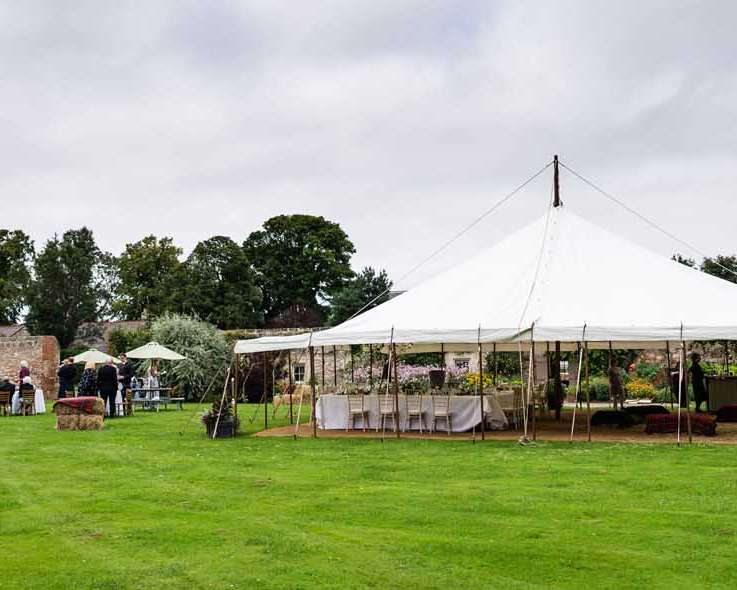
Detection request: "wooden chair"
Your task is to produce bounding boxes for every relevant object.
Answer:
[20,386,36,416]
[405,394,427,433]
[0,391,9,416]
[377,395,399,433]
[346,394,369,431]
[431,395,452,434]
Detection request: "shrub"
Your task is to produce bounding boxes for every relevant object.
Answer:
[149,313,230,401]
[587,377,611,401]
[625,378,655,399]
[108,327,152,357]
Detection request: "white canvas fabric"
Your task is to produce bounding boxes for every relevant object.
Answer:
[126,341,186,360]
[235,205,737,353]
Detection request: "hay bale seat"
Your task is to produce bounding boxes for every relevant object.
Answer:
[645,413,717,436]
[54,397,105,431]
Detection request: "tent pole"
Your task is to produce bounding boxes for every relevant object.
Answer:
[441,343,445,369]
[263,352,268,431]
[554,341,562,421]
[478,338,485,441]
[666,341,673,409]
[369,344,374,391]
[585,343,591,443]
[683,340,692,444]
[393,343,400,440]
[531,339,537,441]
[350,346,355,384]
[553,154,561,207]
[288,350,294,425]
[608,341,614,410]
[725,340,730,376]
[492,344,497,387]
[309,346,317,438]
[333,345,338,389]
[321,346,325,391]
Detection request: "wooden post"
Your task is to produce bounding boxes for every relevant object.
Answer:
[585,343,591,442]
[683,341,692,444]
[553,154,561,207]
[369,345,374,391]
[288,350,294,425]
[478,342,485,441]
[350,346,355,383]
[321,346,325,391]
[531,340,536,441]
[554,341,562,421]
[263,352,268,431]
[666,341,673,409]
[333,345,338,389]
[492,343,497,387]
[309,347,317,438]
[608,341,614,409]
[392,343,400,439]
[441,343,445,368]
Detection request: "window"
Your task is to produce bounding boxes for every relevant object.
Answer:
[454,358,470,370]
[293,363,305,383]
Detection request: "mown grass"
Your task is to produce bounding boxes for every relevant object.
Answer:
[1,405,737,589]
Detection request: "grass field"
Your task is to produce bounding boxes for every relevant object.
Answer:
[2,406,737,589]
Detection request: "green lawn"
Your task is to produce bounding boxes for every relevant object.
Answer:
[2,406,737,589]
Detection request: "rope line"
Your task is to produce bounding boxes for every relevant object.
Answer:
[560,161,737,282]
[344,160,555,322]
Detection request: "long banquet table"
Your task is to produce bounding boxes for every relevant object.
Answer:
[315,394,508,432]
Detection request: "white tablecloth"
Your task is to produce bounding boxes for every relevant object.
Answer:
[315,394,508,432]
[11,389,45,414]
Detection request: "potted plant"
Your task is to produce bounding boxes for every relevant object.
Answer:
[201,395,239,439]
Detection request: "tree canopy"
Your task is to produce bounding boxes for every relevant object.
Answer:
[114,235,182,320]
[179,236,263,329]
[328,266,392,326]
[0,229,34,324]
[244,215,355,326]
[25,228,102,347]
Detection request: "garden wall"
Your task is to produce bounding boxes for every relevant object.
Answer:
[0,336,60,398]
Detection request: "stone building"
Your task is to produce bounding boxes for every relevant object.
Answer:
[0,326,60,397]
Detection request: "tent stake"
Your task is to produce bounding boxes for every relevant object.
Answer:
[309,347,317,438]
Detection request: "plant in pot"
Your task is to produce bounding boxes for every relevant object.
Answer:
[201,394,239,439]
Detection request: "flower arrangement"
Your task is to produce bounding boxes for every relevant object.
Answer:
[461,372,493,393]
[625,377,655,399]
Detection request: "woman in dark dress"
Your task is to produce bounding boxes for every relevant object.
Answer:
[78,361,97,397]
[57,358,76,398]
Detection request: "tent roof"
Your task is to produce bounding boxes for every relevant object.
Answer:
[235,205,737,353]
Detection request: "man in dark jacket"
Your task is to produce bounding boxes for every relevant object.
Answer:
[97,359,119,418]
[57,358,76,399]
[690,353,708,412]
[118,354,134,391]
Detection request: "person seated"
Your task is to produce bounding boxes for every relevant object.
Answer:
[0,377,15,395]
[20,375,34,394]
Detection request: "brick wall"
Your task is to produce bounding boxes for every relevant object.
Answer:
[0,336,60,398]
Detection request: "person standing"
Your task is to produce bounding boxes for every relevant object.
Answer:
[97,359,119,418]
[118,353,134,391]
[19,360,30,384]
[57,358,76,399]
[608,358,625,411]
[78,361,98,397]
[690,353,708,413]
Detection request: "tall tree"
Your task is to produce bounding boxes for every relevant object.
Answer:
[701,255,737,284]
[328,267,392,326]
[0,229,34,324]
[114,235,182,320]
[179,236,263,329]
[244,215,355,326]
[26,228,100,346]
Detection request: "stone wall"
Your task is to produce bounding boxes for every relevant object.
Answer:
[0,336,60,398]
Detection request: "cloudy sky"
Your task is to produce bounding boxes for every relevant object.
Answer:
[1,1,735,288]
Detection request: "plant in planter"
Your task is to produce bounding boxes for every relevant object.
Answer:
[201,395,239,439]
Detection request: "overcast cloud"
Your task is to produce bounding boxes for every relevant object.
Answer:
[1,1,736,287]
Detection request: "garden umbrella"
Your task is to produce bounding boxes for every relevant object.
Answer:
[125,341,186,361]
[72,348,119,365]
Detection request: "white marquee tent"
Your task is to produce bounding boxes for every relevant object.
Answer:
[235,204,737,355]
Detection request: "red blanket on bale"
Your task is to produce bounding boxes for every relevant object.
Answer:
[645,413,717,436]
[53,397,100,415]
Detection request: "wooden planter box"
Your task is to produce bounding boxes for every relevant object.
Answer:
[205,420,236,439]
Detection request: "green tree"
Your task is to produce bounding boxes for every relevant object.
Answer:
[179,236,263,329]
[328,267,392,326]
[26,228,101,346]
[244,215,355,326]
[114,235,182,320]
[701,255,737,284]
[0,229,34,324]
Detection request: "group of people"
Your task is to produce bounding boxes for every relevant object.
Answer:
[58,354,136,417]
[0,360,37,400]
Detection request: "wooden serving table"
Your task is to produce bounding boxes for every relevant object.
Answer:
[706,376,737,411]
